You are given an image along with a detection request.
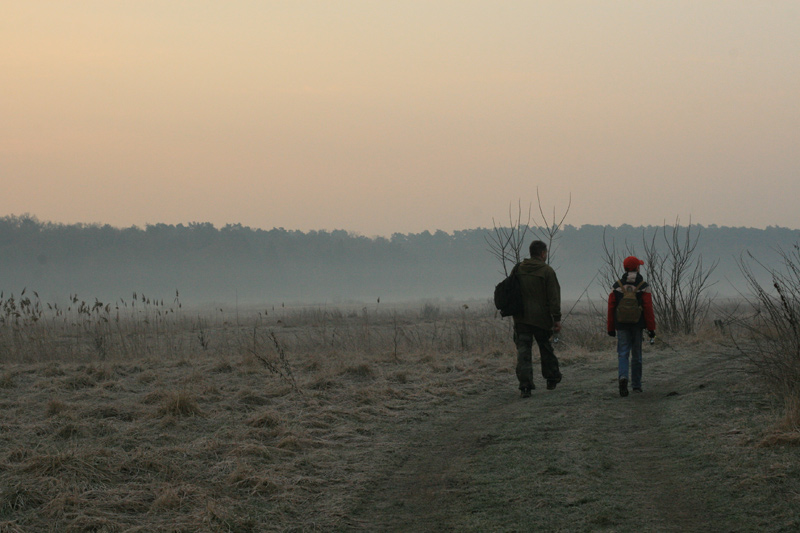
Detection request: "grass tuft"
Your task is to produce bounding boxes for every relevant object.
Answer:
[0,373,14,389]
[151,485,183,511]
[45,400,68,417]
[757,432,800,448]
[0,481,47,516]
[62,375,96,390]
[156,391,203,417]
[245,410,283,428]
[342,363,375,379]
[212,359,233,373]
[0,520,27,533]
[276,435,304,451]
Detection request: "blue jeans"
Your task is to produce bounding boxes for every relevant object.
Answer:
[617,327,643,389]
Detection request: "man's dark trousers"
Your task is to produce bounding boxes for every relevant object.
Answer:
[514,323,561,390]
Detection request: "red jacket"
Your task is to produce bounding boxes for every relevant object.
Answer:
[607,271,656,332]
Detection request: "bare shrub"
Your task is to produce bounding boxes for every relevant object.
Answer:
[734,245,800,433]
[244,329,300,393]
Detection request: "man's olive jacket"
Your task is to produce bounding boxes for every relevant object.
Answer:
[512,257,562,329]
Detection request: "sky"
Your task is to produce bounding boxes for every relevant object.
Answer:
[2,1,799,236]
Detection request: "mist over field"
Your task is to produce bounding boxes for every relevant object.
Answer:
[1,215,798,308]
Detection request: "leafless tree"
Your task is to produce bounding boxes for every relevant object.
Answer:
[486,190,571,275]
[600,226,638,288]
[532,189,571,264]
[643,219,718,334]
[485,201,533,276]
[601,218,717,335]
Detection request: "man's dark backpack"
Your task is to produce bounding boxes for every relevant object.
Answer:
[494,267,524,317]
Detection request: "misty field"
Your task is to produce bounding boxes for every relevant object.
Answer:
[1,297,799,532]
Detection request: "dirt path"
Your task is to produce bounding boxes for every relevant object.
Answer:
[347,344,741,532]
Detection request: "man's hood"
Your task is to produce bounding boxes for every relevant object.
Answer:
[518,258,549,275]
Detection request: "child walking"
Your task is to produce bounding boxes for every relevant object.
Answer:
[607,256,656,397]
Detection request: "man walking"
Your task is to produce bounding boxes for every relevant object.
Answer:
[607,256,656,397]
[513,240,563,398]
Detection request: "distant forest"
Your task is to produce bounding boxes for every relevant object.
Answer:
[1,215,798,307]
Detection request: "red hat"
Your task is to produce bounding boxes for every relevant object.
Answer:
[623,256,644,271]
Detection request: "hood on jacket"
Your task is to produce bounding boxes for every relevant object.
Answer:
[518,257,549,275]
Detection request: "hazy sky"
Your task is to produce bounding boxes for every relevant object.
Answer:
[3,1,799,236]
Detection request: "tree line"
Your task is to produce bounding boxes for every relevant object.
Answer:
[1,214,798,306]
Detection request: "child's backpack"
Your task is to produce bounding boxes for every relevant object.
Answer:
[494,268,524,317]
[615,279,645,325]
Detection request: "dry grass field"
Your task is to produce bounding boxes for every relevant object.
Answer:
[1,297,799,532]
